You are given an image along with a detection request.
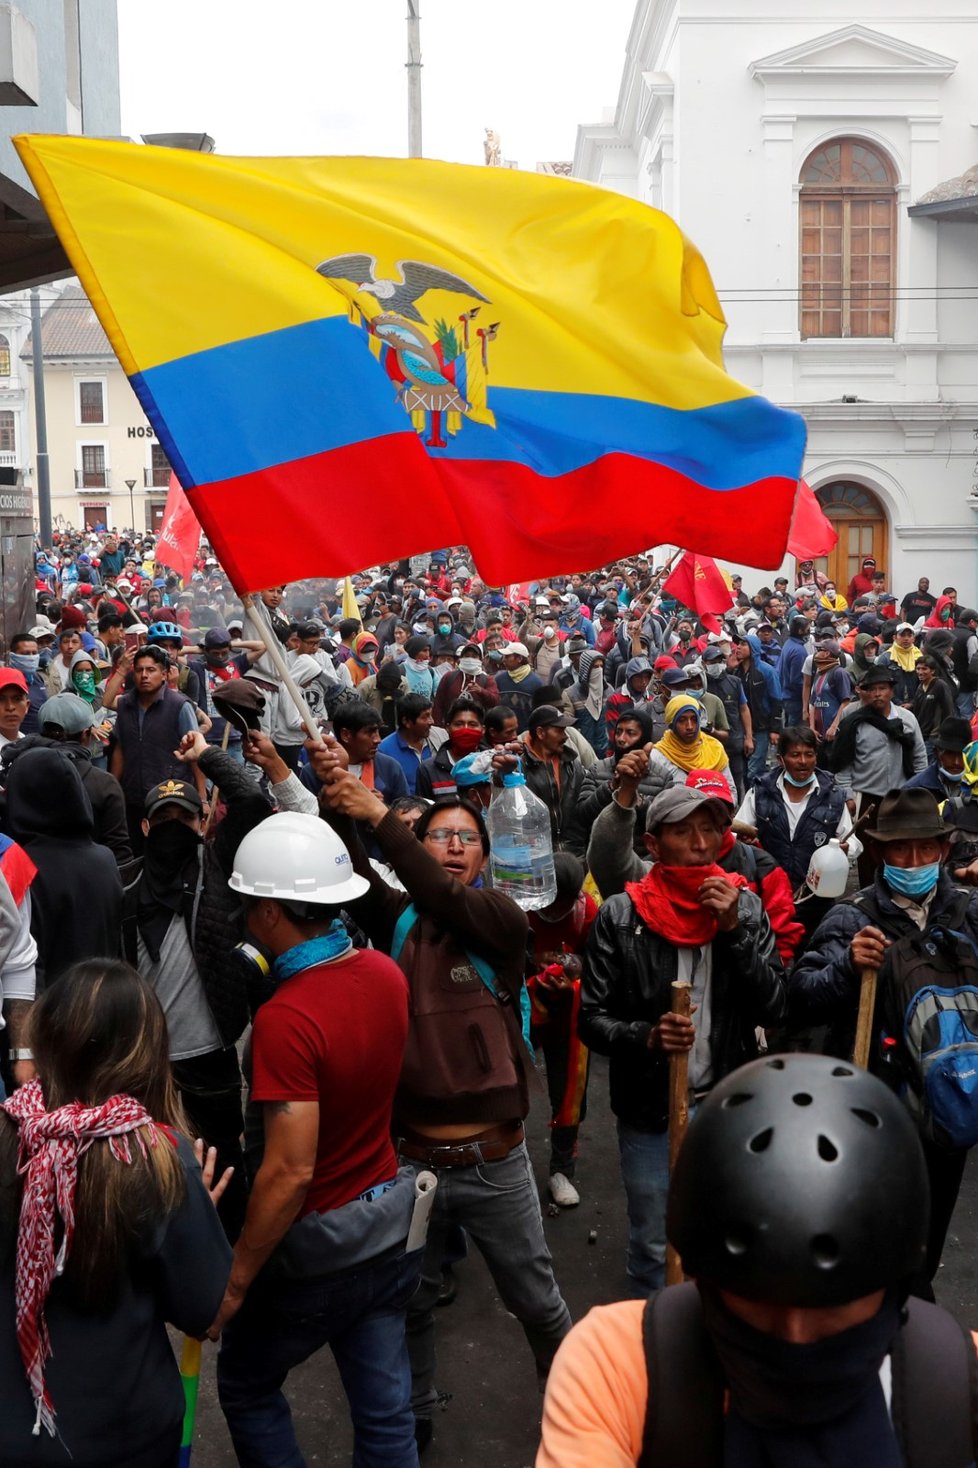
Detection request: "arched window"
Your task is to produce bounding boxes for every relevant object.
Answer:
[800,139,896,340]
[0,335,11,376]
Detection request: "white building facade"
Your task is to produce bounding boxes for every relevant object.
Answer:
[22,285,172,535]
[573,2,978,603]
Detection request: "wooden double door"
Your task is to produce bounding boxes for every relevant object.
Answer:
[812,481,888,595]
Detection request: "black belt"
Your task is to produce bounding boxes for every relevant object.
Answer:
[397,1123,524,1170]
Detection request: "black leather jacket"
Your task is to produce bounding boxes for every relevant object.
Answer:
[580,889,786,1131]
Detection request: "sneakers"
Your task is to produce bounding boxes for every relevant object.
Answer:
[548,1172,580,1208]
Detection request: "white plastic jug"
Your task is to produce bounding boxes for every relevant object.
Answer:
[804,838,849,899]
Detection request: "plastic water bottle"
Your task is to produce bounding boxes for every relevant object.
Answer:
[486,770,557,911]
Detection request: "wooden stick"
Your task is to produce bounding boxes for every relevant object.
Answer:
[852,968,879,1070]
[202,722,231,838]
[665,978,692,1286]
[242,593,323,743]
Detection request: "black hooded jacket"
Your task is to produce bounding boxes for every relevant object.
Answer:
[5,748,122,986]
[3,734,132,867]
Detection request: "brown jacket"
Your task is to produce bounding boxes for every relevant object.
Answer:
[342,810,530,1128]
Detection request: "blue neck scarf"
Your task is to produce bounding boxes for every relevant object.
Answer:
[273,924,353,983]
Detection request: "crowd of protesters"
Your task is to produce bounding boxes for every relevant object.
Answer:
[1,528,978,1465]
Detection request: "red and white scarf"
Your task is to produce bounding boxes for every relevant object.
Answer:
[2,1079,163,1438]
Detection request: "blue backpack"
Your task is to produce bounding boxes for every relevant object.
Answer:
[862,889,978,1148]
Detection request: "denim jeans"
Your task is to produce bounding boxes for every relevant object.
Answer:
[746,732,770,786]
[617,1123,671,1296]
[398,1141,572,1418]
[217,1246,422,1468]
[956,689,977,720]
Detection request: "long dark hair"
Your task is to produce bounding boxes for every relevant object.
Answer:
[0,960,187,1305]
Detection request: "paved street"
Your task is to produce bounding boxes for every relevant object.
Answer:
[188,1052,978,1466]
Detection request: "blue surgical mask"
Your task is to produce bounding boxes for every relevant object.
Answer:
[783,770,817,788]
[939,766,964,783]
[9,652,39,676]
[883,861,941,898]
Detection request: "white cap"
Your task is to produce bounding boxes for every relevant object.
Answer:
[506,642,529,657]
[229,812,369,905]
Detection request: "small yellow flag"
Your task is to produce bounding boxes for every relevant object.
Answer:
[341,576,361,625]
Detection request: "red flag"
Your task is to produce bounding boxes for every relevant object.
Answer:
[156,474,200,581]
[662,551,731,635]
[787,480,837,560]
[507,581,533,607]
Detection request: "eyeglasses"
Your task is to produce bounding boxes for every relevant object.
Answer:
[424,828,483,847]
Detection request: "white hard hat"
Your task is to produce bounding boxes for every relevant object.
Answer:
[229,812,369,905]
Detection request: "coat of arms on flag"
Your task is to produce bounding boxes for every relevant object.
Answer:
[316,256,498,448]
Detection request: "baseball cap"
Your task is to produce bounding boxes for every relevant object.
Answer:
[0,667,28,694]
[646,785,732,831]
[39,691,98,736]
[814,640,841,657]
[145,778,204,818]
[701,646,725,664]
[862,557,877,567]
[506,642,529,658]
[685,770,734,806]
[203,626,232,649]
[661,666,690,687]
[459,642,482,657]
[531,704,570,730]
[896,622,916,634]
[28,624,55,640]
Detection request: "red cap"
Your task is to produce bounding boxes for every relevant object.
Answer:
[0,667,28,693]
[684,770,734,805]
[654,655,678,673]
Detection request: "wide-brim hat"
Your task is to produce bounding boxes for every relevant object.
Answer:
[935,716,973,753]
[863,788,950,842]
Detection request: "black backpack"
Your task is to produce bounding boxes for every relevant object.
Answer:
[640,1282,978,1468]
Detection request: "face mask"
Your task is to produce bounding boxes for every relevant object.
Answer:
[459,658,482,675]
[450,726,483,754]
[883,861,941,898]
[705,663,724,680]
[437,624,451,635]
[147,820,200,864]
[543,626,556,640]
[783,769,816,788]
[939,766,964,783]
[72,670,97,697]
[9,652,39,676]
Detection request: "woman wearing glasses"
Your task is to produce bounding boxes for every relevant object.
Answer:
[318,764,571,1454]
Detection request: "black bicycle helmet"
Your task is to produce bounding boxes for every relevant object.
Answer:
[667,1054,928,1306]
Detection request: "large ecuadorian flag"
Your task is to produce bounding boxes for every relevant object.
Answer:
[17,136,806,591]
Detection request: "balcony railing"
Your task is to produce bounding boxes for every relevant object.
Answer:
[144,466,170,488]
[75,468,110,490]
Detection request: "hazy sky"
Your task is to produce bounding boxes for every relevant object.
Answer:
[117,0,635,167]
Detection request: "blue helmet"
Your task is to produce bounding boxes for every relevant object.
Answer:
[146,621,183,646]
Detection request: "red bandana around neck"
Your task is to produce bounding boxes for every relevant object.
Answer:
[2,1080,164,1439]
[626,863,748,946]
